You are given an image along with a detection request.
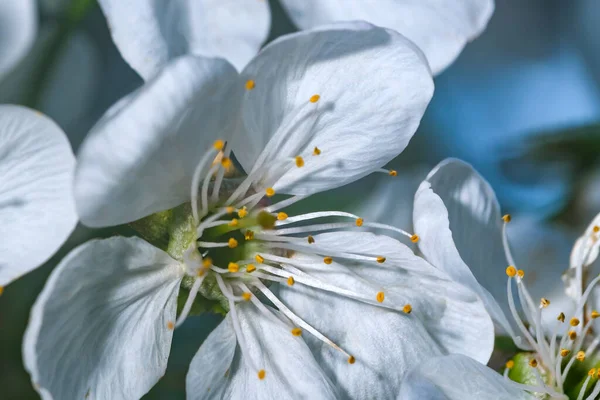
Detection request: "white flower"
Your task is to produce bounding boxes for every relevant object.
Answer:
[0,0,37,81]
[0,105,77,288]
[98,0,494,77]
[24,24,494,399]
[403,158,600,399]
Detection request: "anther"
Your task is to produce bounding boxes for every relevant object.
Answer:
[348,356,356,364]
[202,258,213,268]
[213,140,225,150]
[228,262,240,273]
[265,188,275,197]
[529,359,538,368]
[291,327,302,336]
[505,360,514,369]
[403,304,412,314]
[246,264,256,273]
[295,156,304,168]
[577,351,586,362]
[570,317,580,327]
[245,230,254,240]
[323,257,333,265]
[410,234,420,243]
[242,292,252,301]
[558,312,566,323]
[228,238,238,248]
[517,269,525,278]
[569,331,577,340]
[167,321,175,330]
[540,298,550,308]
[356,218,364,227]
[506,265,517,277]
[591,368,597,377]
[313,147,321,156]
[307,235,315,244]
[238,207,248,218]
[226,206,235,214]
[560,349,571,357]
[376,256,386,264]
[229,218,239,227]
[502,214,512,223]
[258,370,266,380]
[389,170,398,177]
[594,226,600,233]
[277,212,288,221]
[245,80,255,90]
[0,286,4,296]
[255,255,264,263]
[287,277,295,286]
[197,269,206,277]
[221,157,232,170]
[592,310,600,319]
[309,94,320,103]
[376,291,385,303]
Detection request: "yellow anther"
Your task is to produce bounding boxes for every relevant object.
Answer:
[226,206,235,214]
[238,207,248,218]
[242,292,252,301]
[410,234,420,243]
[287,276,295,286]
[167,321,175,330]
[277,212,288,221]
[246,264,256,273]
[258,370,266,380]
[594,226,600,233]
[309,94,320,103]
[313,146,321,156]
[558,312,566,323]
[347,356,356,364]
[570,317,580,327]
[505,360,515,369]
[376,256,386,264]
[589,368,597,377]
[202,257,213,268]
[502,214,512,223]
[376,291,385,303]
[569,331,577,340]
[592,310,600,319]
[506,265,517,277]
[291,327,302,336]
[323,257,333,265]
[577,351,586,362]
[197,268,206,277]
[0,286,4,296]
[221,157,233,170]
[403,304,412,314]
[229,218,239,227]
[245,230,254,241]
[295,156,304,168]
[307,235,315,244]
[560,349,571,357]
[255,254,264,263]
[517,269,525,278]
[245,79,255,90]
[529,359,538,368]
[356,218,364,227]
[265,187,275,197]
[228,262,240,273]
[540,298,550,308]
[213,140,225,150]
[228,238,238,248]
[388,170,398,177]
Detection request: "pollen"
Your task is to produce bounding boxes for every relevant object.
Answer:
[221,157,233,170]
[506,265,517,277]
[295,156,304,167]
[569,331,577,340]
[590,368,597,377]
[202,257,213,268]
[265,187,275,197]
[229,218,239,227]
[577,351,586,362]
[505,360,514,369]
[313,146,321,156]
[592,310,600,319]
[238,207,248,218]
[517,269,525,278]
[560,349,571,357]
[309,94,320,103]
[167,321,175,330]
[228,262,240,273]
[594,225,600,233]
[307,235,315,244]
[348,356,356,364]
[540,298,550,308]
[529,359,538,368]
[323,257,333,264]
[376,291,385,303]
[558,312,565,322]
[287,276,295,286]
[246,264,256,273]
[255,254,264,263]
[245,79,255,90]
[258,370,266,380]
[410,234,420,243]
[277,212,288,221]
[356,218,364,227]
[242,292,252,301]
[502,214,512,223]
[389,170,398,177]
[291,327,302,336]
[213,140,225,150]
[228,238,238,248]
[570,317,580,327]
[403,304,412,314]
[226,206,235,214]
[376,256,386,264]
[245,230,255,241]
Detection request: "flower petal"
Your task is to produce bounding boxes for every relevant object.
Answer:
[187,303,339,400]
[0,105,77,286]
[233,22,433,196]
[278,231,494,399]
[23,236,183,400]
[413,158,516,336]
[98,0,270,78]
[74,55,239,227]
[279,0,494,75]
[570,211,600,269]
[0,0,37,80]
[398,354,533,400]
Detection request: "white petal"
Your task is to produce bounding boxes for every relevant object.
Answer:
[98,0,270,78]
[187,303,339,400]
[74,56,239,227]
[278,231,494,399]
[279,0,494,75]
[398,355,533,400]
[413,158,515,336]
[23,236,183,400]
[0,105,77,286]
[570,211,600,269]
[233,22,433,196]
[0,0,37,80]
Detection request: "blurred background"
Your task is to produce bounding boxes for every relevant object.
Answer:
[2,0,600,398]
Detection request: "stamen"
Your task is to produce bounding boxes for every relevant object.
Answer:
[376,256,386,264]
[313,147,321,156]
[175,275,206,327]
[190,146,219,223]
[376,292,385,303]
[291,328,302,336]
[228,238,238,248]
[403,304,412,314]
[308,235,315,244]
[201,164,219,216]
[265,195,308,213]
[245,80,255,90]
[274,211,361,226]
[309,94,320,103]
[228,263,240,273]
[287,277,295,286]
[277,212,288,221]
[356,218,364,227]
[323,257,333,265]
[295,156,304,167]
[265,188,275,197]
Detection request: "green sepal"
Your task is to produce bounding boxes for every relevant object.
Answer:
[507,352,542,387]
